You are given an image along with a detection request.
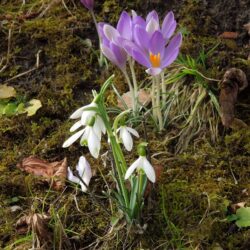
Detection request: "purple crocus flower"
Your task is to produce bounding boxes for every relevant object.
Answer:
[98,23,127,72]
[122,10,181,76]
[123,31,182,76]
[80,0,94,11]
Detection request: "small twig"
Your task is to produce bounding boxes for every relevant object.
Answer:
[199,192,210,225]
[228,161,238,185]
[4,50,42,83]
[38,0,61,18]
[61,0,74,16]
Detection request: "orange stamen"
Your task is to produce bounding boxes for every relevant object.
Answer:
[149,52,161,68]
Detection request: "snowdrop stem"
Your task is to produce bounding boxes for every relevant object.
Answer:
[113,109,131,133]
[96,95,129,209]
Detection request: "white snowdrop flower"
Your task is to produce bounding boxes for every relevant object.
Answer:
[63,123,101,159]
[80,125,101,159]
[70,102,98,126]
[125,156,156,183]
[117,126,139,151]
[67,156,92,192]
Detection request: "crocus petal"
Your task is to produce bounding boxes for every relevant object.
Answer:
[146,67,162,76]
[166,32,182,52]
[134,25,150,50]
[62,129,85,148]
[117,11,132,41]
[103,24,120,44]
[110,43,127,69]
[70,120,82,132]
[146,10,159,25]
[80,0,94,10]
[131,10,137,19]
[88,129,100,158]
[125,157,142,179]
[101,44,126,71]
[126,127,139,137]
[67,167,80,184]
[146,18,159,34]
[149,31,165,55]
[141,157,156,183]
[70,107,84,119]
[162,33,182,67]
[161,49,179,68]
[161,11,176,40]
[123,40,150,67]
[120,127,133,151]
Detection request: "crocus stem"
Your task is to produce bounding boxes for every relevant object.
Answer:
[123,70,136,113]
[90,10,104,66]
[161,71,166,107]
[151,78,157,122]
[128,58,138,112]
[155,75,163,131]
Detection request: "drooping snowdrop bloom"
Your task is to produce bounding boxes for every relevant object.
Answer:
[117,126,139,151]
[125,143,156,182]
[63,116,101,159]
[125,155,156,183]
[80,0,94,11]
[67,156,92,192]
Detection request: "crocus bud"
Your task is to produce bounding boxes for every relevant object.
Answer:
[80,0,94,11]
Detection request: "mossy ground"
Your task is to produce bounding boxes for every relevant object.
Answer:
[0,0,249,249]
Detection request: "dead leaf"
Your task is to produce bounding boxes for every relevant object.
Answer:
[0,84,16,99]
[219,32,239,39]
[117,89,151,110]
[17,157,67,190]
[228,202,246,214]
[219,68,248,127]
[16,212,51,243]
[25,99,42,116]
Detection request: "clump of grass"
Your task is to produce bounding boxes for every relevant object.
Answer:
[162,45,221,152]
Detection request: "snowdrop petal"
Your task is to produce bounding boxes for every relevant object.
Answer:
[67,167,80,184]
[88,129,101,158]
[70,107,84,119]
[70,120,83,132]
[125,156,142,179]
[62,129,85,148]
[80,183,88,192]
[141,157,156,183]
[76,156,92,188]
[126,127,139,138]
[120,127,133,151]
[82,159,92,186]
[76,156,86,176]
[95,116,106,135]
